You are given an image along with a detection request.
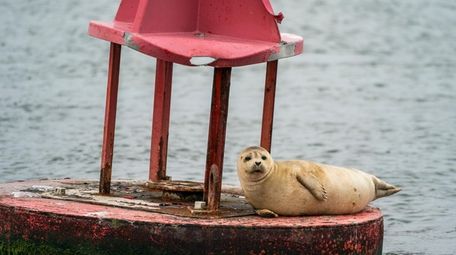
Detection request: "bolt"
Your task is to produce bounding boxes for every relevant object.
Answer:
[194,201,206,210]
[53,187,66,196]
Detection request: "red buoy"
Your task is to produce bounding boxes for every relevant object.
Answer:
[0,1,385,254]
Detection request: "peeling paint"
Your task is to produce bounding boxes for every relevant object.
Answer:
[29,185,55,192]
[268,41,297,61]
[84,211,109,218]
[123,32,139,51]
[10,192,40,198]
[190,56,217,66]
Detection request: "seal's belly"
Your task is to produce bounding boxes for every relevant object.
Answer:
[244,169,376,215]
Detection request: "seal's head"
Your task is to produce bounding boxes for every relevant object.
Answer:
[237,146,274,182]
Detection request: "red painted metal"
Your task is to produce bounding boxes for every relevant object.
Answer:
[207,165,221,212]
[149,59,173,182]
[260,60,278,152]
[88,0,303,67]
[0,180,384,254]
[204,68,231,209]
[99,43,121,195]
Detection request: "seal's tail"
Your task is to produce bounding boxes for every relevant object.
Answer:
[372,176,401,199]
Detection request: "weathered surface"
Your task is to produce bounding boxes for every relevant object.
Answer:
[149,59,173,182]
[5,180,254,219]
[99,43,121,195]
[260,60,278,152]
[204,67,232,211]
[0,179,383,255]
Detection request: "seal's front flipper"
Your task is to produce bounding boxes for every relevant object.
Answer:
[256,209,279,218]
[296,173,328,201]
[372,176,401,199]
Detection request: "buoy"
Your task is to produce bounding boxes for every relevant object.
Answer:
[0,1,385,254]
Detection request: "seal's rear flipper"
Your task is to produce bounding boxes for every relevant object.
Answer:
[373,176,401,199]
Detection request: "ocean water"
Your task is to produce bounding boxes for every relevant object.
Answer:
[0,0,455,254]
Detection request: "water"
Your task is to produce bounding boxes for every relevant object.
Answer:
[1,0,455,254]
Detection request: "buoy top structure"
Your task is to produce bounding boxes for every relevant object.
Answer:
[88,0,303,67]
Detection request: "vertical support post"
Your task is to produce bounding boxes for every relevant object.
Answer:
[149,59,173,182]
[260,60,278,152]
[207,165,221,212]
[204,67,232,211]
[99,43,122,195]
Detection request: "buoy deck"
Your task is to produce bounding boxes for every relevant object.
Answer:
[0,179,383,254]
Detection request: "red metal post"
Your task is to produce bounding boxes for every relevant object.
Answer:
[260,60,278,152]
[204,67,232,210]
[99,43,122,195]
[149,59,173,182]
[207,165,221,212]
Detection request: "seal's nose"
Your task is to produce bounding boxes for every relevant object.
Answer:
[255,161,261,166]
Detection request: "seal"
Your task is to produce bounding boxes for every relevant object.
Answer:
[237,146,401,216]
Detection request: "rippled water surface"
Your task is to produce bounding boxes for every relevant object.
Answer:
[1,0,455,254]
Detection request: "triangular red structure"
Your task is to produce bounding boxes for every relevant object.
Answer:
[89,0,302,67]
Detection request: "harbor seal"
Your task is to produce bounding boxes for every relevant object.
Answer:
[237,146,401,216]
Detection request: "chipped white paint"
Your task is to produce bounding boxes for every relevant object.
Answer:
[268,42,297,61]
[84,211,109,218]
[11,191,40,198]
[41,190,161,211]
[30,185,55,192]
[190,56,217,66]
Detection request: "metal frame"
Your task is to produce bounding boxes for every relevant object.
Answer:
[98,46,279,210]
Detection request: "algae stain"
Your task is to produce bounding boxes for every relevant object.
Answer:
[0,237,107,255]
[110,219,125,229]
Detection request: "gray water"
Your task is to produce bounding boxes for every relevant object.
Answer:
[1,0,455,254]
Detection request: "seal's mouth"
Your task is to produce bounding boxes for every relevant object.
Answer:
[247,165,265,174]
[244,165,271,182]
[251,169,263,174]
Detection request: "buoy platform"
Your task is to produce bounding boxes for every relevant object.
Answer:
[0,179,383,255]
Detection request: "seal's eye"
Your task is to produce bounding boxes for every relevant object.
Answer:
[245,156,252,162]
[261,155,267,160]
